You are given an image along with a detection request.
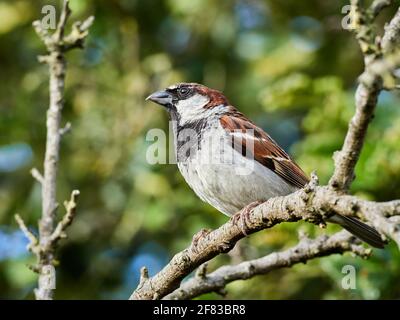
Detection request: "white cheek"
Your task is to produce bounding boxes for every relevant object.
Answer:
[175,95,210,123]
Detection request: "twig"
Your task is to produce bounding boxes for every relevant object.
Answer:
[50,190,80,244]
[381,7,400,52]
[16,0,92,300]
[329,1,400,191]
[63,16,95,51]
[164,231,370,300]
[369,0,392,19]
[139,266,149,285]
[30,168,44,185]
[14,214,39,253]
[195,263,208,279]
[54,0,71,42]
[59,122,71,136]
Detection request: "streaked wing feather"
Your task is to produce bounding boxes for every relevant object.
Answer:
[220,113,309,188]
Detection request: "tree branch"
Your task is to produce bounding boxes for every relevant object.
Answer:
[329,1,400,191]
[50,190,80,244]
[30,168,44,185]
[15,0,93,300]
[381,7,400,52]
[164,231,370,300]
[329,0,382,191]
[130,175,400,300]
[129,1,400,300]
[15,214,39,253]
[369,0,392,19]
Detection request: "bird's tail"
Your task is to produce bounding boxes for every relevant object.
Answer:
[327,214,385,248]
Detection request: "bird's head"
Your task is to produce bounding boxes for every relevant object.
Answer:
[146,83,229,123]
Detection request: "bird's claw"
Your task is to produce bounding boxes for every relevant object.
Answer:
[231,201,262,237]
[191,228,211,254]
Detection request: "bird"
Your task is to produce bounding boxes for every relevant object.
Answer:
[146,82,385,248]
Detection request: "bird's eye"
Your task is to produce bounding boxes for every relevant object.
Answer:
[178,87,190,98]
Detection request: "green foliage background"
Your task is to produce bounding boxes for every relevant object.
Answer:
[0,0,400,299]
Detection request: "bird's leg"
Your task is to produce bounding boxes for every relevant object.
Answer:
[191,228,211,254]
[231,201,262,237]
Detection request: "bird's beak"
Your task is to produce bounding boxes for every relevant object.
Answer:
[146,90,172,107]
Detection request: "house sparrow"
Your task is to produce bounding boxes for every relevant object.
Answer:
[146,82,384,248]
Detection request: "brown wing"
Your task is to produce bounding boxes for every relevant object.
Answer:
[220,112,309,188]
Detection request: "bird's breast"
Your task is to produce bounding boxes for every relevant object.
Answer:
[175,124,297,216]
